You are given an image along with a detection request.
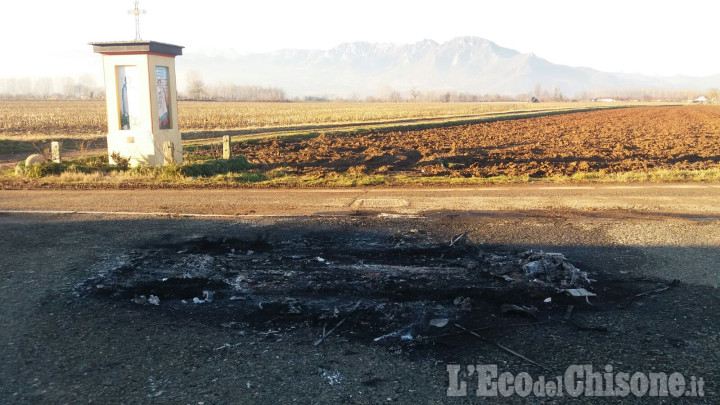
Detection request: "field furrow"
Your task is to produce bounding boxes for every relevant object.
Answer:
[234,106,720,178]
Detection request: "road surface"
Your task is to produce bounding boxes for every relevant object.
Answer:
[1,183,719,403]
[2,183,720,218]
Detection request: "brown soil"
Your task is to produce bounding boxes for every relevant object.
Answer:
[235,106,720,177]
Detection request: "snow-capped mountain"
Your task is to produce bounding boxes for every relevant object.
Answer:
[179,37,718,98]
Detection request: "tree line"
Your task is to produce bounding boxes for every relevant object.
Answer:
[294,84,718,103]
[0,75,103,100]
[1,72,716,104]
[181,71,286,101]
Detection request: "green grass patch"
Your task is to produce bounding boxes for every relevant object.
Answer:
[0,137,106,156]
[14,155,125,178]
[13,153,255,180]
[0,139,37,155]
[6,154,720,188]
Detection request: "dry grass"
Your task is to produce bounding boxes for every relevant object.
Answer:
[0,100,657,140]
[5,165,720,189]
[175,101,605,131]
[0,101,107,137]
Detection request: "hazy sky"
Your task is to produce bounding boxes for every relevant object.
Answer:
[1,0,719,80]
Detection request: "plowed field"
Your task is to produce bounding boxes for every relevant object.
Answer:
[234,106,720,177]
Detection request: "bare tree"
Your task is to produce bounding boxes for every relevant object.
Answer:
[57,77,77,99]
[534,83,543,99]
[410,88,420,102]
[186,70,206,100]
[34,77,54,99]
[706,88,719,103]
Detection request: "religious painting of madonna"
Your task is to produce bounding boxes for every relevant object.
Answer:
[156,66,171,129]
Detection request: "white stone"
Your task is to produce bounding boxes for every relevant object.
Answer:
[25,154,44,166]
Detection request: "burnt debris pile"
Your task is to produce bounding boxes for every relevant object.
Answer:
[77,233,594,305]
[75,230,643,346]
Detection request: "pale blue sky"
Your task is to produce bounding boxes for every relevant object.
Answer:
[2,0,719,79]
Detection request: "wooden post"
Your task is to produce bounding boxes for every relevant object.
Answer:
[163,141,175,166]
[51,141,61,163]
[222,135,231,159]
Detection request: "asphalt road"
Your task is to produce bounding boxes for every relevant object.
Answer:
[2,183,720,218]
[1,184,718,403]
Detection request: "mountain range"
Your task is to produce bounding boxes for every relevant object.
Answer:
[180,37,719,98]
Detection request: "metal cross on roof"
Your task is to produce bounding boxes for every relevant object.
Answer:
[129,1,147,41]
